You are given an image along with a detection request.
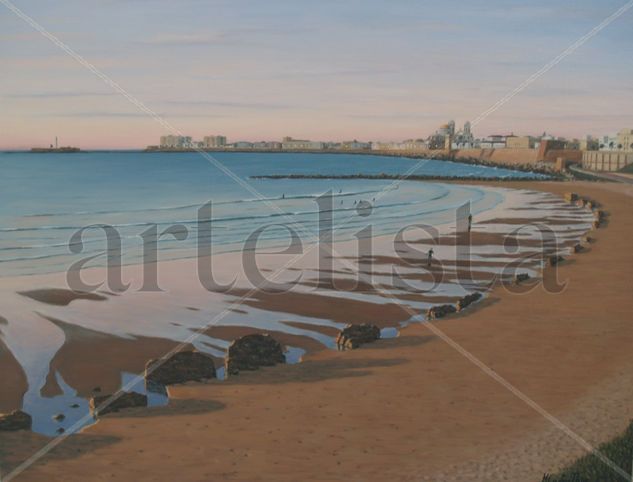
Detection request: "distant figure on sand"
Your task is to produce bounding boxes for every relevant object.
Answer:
[427,248,434,268]
[468,213,473,232]
[282,193,285,199]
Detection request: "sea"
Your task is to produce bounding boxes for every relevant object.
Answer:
[0,151,543,278]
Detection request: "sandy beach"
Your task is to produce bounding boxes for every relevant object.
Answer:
[1,180,631,481]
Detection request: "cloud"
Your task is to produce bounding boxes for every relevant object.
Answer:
[163,100,294,110]
[5,92,117,99]
[138,33,228,46]
[38,111,230,119]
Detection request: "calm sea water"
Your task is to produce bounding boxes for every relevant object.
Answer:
[0,151,542,277]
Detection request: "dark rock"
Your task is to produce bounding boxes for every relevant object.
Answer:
[573,243,583,253]
[548,255,564,267]
[335,324,380,350]
[225,334,286,376]
[93,386,101,393]
[53,413,65,422]
[56,427,65,435]
[90,392,147,417]
[456,292,482,312]
[564,192,578,203]
[514,273,531,284]
[0,410,32,432]
[592,219,601,229]
[70,403,80,409]
[146,350,216,386]
[426,304,457,320]
[581,235,593,244]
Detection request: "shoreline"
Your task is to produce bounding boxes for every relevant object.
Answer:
[0,183,592,419]
[1,182,624,480]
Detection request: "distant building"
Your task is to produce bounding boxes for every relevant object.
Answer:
[234,141,254,149]
[481,134,511,149]
[506,136,537,149]
[281,137,324,150]
[160,135,192,148]
[619,129,633,151]
[252,141,282,150]
[579,136,599,151]
[203,135,227,148]
[595,129,633,152]
[340,140,372,150]
[451,121,478,149]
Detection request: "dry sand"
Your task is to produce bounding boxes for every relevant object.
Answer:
[1,180,632,481]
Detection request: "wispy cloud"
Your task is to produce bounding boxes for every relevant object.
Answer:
[163,100,295,110]
[138,33,229,46]
[38,111,230,119]
[5,91,117,99]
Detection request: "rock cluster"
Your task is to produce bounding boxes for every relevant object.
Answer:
[0,410,32,432]
[426,304,457,320]
[514,273,531,284]
[225,334,286,376]
[335,324,381,350]
[456,292,482,312]
[90,392,147,417]
[145,351,216,385]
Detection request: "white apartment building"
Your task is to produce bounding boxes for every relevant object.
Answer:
[203,135,227,148]
[159,135,193,148]
[281,137,324,150]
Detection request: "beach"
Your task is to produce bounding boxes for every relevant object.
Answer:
[1,179,630,481]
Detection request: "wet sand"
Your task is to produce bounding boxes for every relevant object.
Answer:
[1,181,631,481]
[0,335,27,413]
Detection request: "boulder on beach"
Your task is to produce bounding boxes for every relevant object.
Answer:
[456,292,482,312]
[225,334,286,376]
[573,244,583,253]
[335,323,381,350]
[548,255,564,267]
[514,273,531,284]
[145,351,216,386]
[426,304,457,320]
[0,410,32,432]
[564,192,578,203]
[90,392,147,417]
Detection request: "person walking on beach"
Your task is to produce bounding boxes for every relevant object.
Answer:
[427,248,434,268]
[468,213,473,232]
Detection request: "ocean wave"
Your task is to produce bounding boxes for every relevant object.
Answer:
[2,200,425,234]
[19,188,390,219]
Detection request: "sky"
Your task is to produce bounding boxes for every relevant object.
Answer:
[0,0,632,149]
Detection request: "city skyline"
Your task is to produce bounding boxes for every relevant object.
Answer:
[1,0,632,149]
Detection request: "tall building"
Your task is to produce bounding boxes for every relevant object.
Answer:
[452,121,477,149]
[617,128,633,151]
[203,135,227,148]
[159,135,192,148]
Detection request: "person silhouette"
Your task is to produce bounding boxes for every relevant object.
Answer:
[468,213,473,232]
[427,248,434,268]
